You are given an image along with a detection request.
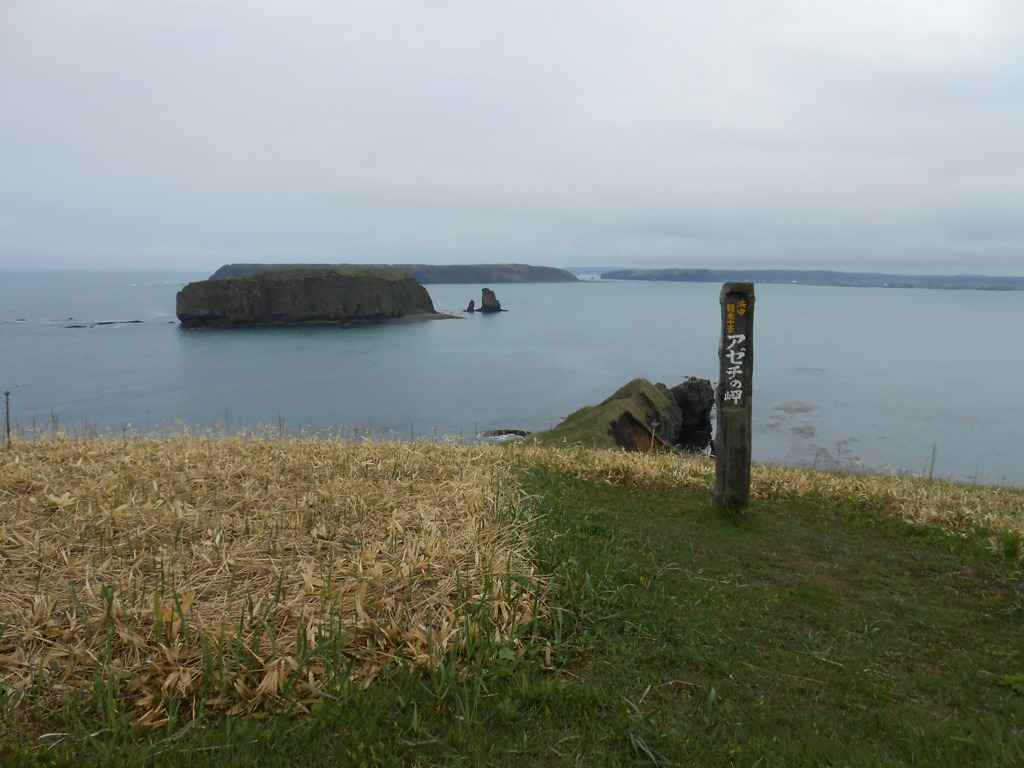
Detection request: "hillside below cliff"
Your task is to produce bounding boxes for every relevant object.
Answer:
[209,263,578,284]
[176,269,440,329]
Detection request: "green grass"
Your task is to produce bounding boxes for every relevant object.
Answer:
[4,454,1024,766]
[522,470,1024,766]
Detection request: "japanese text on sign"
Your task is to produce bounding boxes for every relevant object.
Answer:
[723,298,749,405]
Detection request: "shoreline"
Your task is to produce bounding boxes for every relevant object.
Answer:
[385,312,463,323]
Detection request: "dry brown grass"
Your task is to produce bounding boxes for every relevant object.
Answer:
[0,437,540,728]
[3,437,1021,731]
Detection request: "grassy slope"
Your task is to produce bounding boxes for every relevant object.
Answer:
[528,378,679,451]
[522,470,1024,766]
[2,442,1023,766]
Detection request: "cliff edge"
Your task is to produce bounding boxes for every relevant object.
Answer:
[176,269,439,329]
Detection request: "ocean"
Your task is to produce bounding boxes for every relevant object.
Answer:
[1,270,1020,487]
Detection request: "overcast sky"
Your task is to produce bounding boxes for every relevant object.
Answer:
[2,1,1023,275]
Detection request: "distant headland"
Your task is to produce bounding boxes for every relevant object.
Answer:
[210,263,578,284]
[599,268,1024,290]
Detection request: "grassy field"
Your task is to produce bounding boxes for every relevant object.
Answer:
[2,437,1023,766]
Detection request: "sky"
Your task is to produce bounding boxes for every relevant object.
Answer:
[2,0,1023,275]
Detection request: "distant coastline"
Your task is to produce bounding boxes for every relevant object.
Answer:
[210,263,578,284]
[599,268,1024,291]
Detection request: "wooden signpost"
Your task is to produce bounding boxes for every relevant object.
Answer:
[713,283,755,509]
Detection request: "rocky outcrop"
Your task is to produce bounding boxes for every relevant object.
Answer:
[479,288,502,312]
[176,269,440,329]
[465,288,505,313]
[671,377,715,451]
[530,377,714,453]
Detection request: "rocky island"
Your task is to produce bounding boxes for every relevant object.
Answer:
[176,268,448,329]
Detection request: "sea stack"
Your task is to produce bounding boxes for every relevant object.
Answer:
[478,288,502,313]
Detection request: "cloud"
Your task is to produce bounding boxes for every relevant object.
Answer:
[2,0,1024,273]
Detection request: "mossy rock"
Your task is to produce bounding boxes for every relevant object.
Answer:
[531,378,684,452]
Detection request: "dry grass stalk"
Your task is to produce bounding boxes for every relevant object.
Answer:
[513,443,717,488]
[1,437,541,726]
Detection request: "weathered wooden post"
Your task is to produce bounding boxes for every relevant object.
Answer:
[713,283,755,508]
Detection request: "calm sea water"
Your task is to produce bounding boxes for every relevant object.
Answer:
[1,270,1021,487]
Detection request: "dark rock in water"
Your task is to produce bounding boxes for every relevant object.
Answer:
[479,288,503,312]
[671,377,715,452]
[464,288,505,313]
[175,268,439,329]
[530,377,714,453]
[66,320,145,329]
